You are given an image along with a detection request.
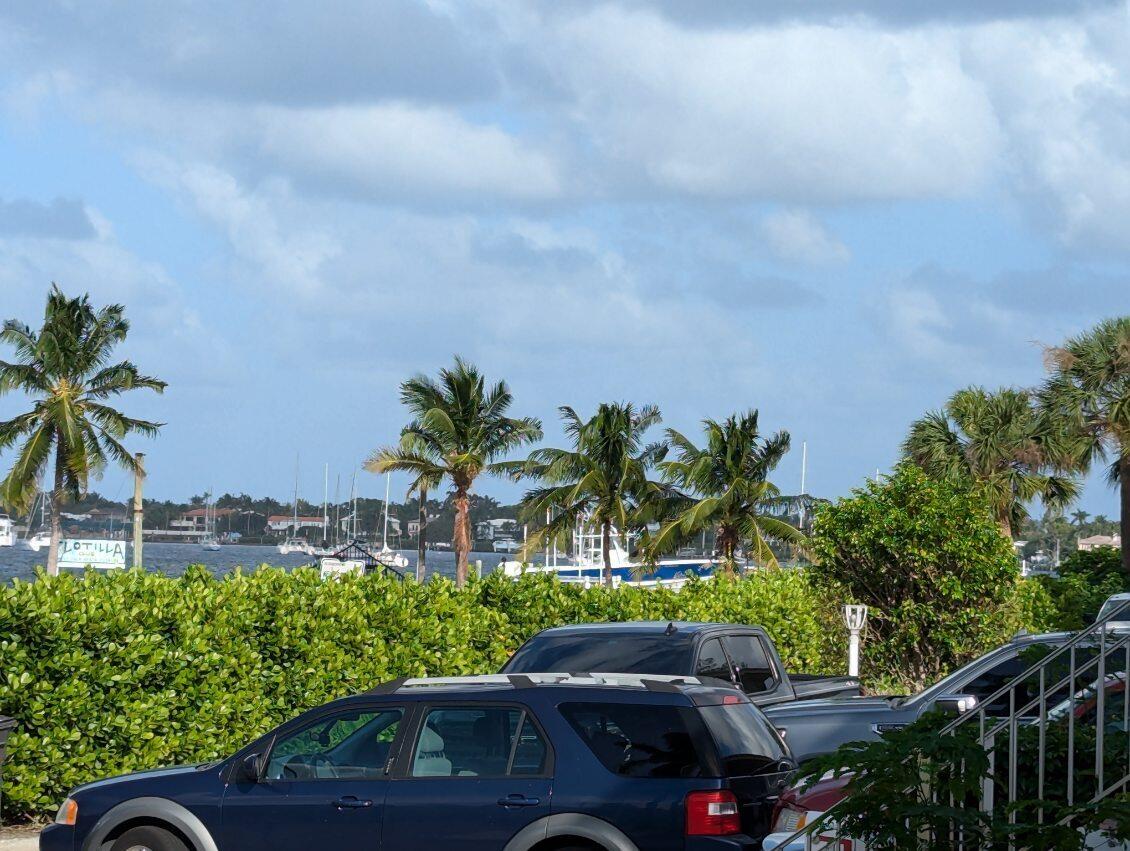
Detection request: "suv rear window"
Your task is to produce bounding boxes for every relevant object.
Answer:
[505,634,694,675]
[560,701,706,778]
[700,703,788,777]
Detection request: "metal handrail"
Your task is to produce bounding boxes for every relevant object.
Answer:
[773,600,1130,849]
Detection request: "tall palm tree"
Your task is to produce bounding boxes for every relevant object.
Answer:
[1041,317,1130,576]
[0,286,166,575]
[903,386,1079,539]
[365,357,541,586]
[645,410,808,571]
[509,402,665,587]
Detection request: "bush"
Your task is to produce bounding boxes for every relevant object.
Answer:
[1036,546,1126,630]
[811,466,1025,691]
[0,565,839,822]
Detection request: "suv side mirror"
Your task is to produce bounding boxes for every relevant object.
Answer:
[936,694,978,716]
[232,752,264,784]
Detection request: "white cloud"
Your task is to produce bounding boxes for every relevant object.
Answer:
[760,209,850,266]
[255,104,563,202]
[536,6,1004,201]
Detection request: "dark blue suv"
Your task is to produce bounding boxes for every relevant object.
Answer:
[41,673,795,851]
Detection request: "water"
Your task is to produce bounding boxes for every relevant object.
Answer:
[0,542,524,584]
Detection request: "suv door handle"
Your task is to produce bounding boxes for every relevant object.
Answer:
[333,796,373,809]
[497,794,541,808]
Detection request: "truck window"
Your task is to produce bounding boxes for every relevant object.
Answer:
[695,638,734,684]
[504,634,695,675]
[723,635,777,694]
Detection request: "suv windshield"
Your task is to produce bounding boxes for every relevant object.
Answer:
[504,633,695,675]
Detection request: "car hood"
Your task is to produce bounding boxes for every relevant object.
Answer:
[73,764,210,795]
[763,695,897,719]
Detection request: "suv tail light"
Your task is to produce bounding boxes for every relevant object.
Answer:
[685,789,741,836]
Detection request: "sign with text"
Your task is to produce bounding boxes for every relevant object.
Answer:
[58,539,128,570]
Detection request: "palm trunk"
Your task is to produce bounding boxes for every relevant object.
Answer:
[453,487,470,587]
[602,520,613,588]
[998,514,1013,541]
[1120,455,1129,579]
[417,485,427,583]
[47,444,64,576]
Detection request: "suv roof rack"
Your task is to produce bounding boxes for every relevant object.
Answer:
[385,673,704,692]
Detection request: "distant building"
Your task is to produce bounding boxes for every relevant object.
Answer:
[267,515,325,534]
[475,518,519,542]
[406,515,440,538]
[1079,534,1122,552]
[178,507,235,529]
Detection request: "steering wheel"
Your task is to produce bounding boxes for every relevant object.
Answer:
[281,753,340,780]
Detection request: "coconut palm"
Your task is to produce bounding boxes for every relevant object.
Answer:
[0,286,166,575]
[510,402,665,587]
[903,386,1080,539]
[1041,317,1130,576]
[365,357,541,586]
[644,410,808,571]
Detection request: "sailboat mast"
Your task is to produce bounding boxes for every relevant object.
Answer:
[382,474,391,548]
[322,463,329,544]
[292,455,300,538]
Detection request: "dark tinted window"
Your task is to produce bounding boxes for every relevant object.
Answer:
[700,703,788,777]
[560,702,705,778]
[696,638,733,684]
[961,643,1080,716]
[267,708,402,780]
[411,707,549,778]
[504,633,694,675]
[723,635,776,694]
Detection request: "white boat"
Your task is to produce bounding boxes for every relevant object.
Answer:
[21,488,49,551]
[278,537,312,556]
[500,518,722,590]
[0,514,14,548]
[494,538,522,554]
[200,491,223,551]
[23,531,51,552]
[378,474,410,570]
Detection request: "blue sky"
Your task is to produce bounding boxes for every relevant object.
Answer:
[0,0,1127,516]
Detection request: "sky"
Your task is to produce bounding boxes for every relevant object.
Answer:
[0,0,1127,516]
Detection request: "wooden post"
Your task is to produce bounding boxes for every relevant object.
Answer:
[132,453,145,569]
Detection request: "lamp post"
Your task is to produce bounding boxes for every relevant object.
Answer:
[843,604,868,678]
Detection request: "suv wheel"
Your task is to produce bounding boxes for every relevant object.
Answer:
[111,826,189,851]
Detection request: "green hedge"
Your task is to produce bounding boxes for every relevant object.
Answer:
[0,566,842,821]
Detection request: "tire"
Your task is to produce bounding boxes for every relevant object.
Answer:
[110,826,190,851]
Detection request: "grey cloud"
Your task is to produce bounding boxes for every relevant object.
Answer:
[2,1,498,106]
[473,232,595,274]
[0,197,95,240]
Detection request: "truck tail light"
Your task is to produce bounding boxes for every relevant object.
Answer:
[685,789,741,836]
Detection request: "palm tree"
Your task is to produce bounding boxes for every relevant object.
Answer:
[365,357,542,586]
[645,410,808,571]
[903,386,1079,539]
[510,402,665,587]
[0,286,166,575]
[1041,317,1130,576]
[1070,509,1090,529]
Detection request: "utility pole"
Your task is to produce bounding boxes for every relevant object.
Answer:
[132,453,145,569]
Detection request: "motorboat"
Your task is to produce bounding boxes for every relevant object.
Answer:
[0,514,14,547]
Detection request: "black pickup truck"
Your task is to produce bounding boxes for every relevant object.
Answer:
[502,621,860,707]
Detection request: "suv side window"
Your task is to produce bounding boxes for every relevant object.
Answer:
[410,707,549,778]
[723,635,777,694]
[695,638,734,685]
[560,701,706,778]
[265,707,403,781]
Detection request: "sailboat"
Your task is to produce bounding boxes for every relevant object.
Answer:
[378,473,410,570]
[22,489,50,552]
[200,492,221,551]
[278,457,312,555]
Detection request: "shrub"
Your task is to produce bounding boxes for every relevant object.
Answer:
[0,565,839,821]
[1037,546,1126,630]
[811,466,1024,690]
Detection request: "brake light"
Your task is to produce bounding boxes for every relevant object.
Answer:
[685,789,741,836]
[722,694,743,705]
